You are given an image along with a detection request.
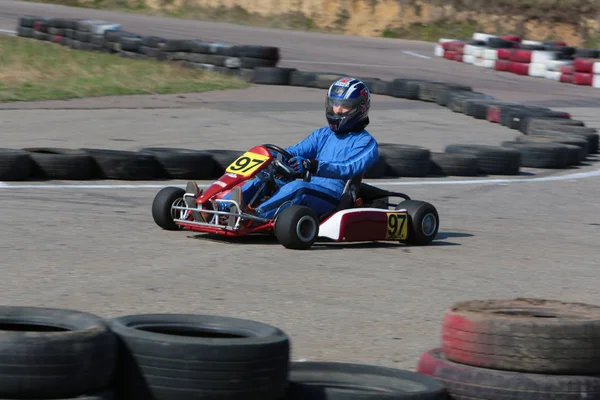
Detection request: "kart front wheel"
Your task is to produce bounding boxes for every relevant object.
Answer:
[274,205,320,250]
[395,200,439,246]
[152,186,186,231]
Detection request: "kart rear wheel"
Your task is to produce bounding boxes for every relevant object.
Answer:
[274,205,319,250]
[152,186,186,231]
[395,200,439,246]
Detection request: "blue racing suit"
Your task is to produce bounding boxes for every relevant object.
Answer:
[222,126,379,220]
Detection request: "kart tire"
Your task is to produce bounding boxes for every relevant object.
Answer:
[152,186,186,231]
[0,306,117,399]
[417,348,600,400]
[284,361,448,400]
[440,298,600,374]
[23,147,95,180]
[274,205,319,250]
[109,313,290,400]
[395,200,439,246]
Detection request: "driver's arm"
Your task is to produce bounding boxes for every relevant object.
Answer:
[284,129,319,159]
[314,136,379,180]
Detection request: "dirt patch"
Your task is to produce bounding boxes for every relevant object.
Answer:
[22,0,600,46]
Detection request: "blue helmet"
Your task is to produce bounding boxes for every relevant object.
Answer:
[326,77,371,134]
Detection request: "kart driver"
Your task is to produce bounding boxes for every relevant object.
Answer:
[185,77,379,225]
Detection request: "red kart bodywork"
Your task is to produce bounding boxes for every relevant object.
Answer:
[169,144,414,243]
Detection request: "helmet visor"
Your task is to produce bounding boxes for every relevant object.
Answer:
[326,96,361,118]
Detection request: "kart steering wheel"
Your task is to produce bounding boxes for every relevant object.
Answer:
[262,144,311,182]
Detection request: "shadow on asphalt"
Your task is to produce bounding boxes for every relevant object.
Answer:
[190,230,471,248]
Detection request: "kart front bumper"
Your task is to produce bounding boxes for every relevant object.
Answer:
[171,203,273,235]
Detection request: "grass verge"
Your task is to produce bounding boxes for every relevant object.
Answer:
[0,35,249,102]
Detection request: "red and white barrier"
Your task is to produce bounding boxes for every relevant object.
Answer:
[433,31,600,89]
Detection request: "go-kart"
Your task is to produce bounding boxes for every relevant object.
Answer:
[151,144,439,250]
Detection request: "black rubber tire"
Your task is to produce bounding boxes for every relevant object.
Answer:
[274,205,320,250]
[33,30,51,41]
[395,200,439,246]
[464,100,517,119]
[17,26,34,38]
[357,76,382,93]
[447,92,495,114]
[23,147,95,180]
[158,39,194,52]
[435,89,470,107]
[141,35,166,48]
[204,149,245,177]
[388,79,422,100]
[529,128,599,154]
[138,147,216,179]
[89,34,105,46]
[251,67,296,85]
[109,313,290,400]
[80,148,162,180]
[501,141,569,169]
[103,30,135,43]
[137,45,159,57]
[74,31,91,43]
[445,144,521,175]
[48,27,65,35]
[418,81,472,103]
[429,152,479,177]
[417,348,600,400]
[439,298,600,374]
[309,72,349,89]
[363,157,387,178]
[234,45,280,61]
[379,144,431,177]
[575,49,599,58]
[284,361,449,400]
[514,135,588,163]
[519,117,585,134]
[119,36,142,52]
[370,80,392,95]
[501,107,568,130]
[0,148,32,181]
[0,306,116,398]
[152,186,186,231]
[19,16,39,28]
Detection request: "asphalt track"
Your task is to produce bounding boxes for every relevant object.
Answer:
[1,1,600,371]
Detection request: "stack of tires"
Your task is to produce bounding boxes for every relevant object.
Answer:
[416,298,600,400]
[0,305,449,400]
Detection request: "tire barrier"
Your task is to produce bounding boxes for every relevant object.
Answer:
[416,298,600,400]
[16,15,278,79]
[436,32,600,88]
[0,305,449,400]
[8,16,600,181]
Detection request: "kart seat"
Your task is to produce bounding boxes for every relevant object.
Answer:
[336,173,363,211]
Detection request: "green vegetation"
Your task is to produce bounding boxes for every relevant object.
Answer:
[0,35,248,102]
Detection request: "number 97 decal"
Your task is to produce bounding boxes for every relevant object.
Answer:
[225,152,270,177]
[386,212,408,240]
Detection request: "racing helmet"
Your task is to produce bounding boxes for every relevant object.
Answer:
[326,77,370,134]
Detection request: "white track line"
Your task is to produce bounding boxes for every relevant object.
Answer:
[1,167,599,190]
[0,29,16,35]
[402,51,432,59]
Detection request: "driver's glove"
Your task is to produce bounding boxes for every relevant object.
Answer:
[288,156,319,174]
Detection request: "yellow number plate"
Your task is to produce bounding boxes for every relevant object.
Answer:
[386,212,408,240]
[225,152,270,177]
